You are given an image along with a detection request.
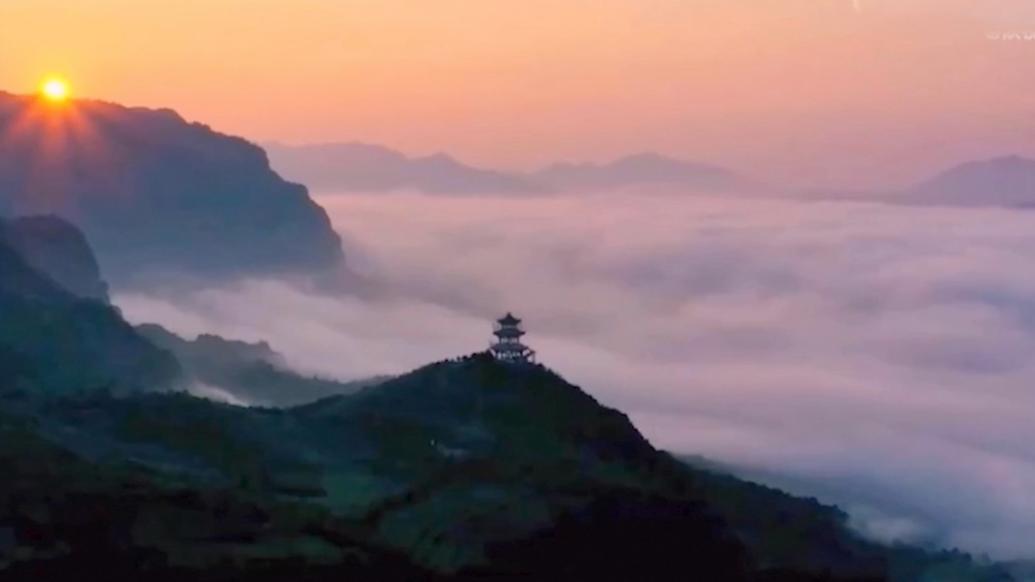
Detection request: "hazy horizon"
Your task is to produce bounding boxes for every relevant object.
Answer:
[4,0,1035,189]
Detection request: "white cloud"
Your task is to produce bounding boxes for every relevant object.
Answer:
[116,191,1035,560]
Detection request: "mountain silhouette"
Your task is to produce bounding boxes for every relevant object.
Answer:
[138,323,383,407]
[0,223,179,395]
[1,215,109,302]
[0,92,343,284]
[907,155,1035,207]
[534,152,755,192]
[267,144,757,196]
[804,155,1035,208]
[267,142,547,195]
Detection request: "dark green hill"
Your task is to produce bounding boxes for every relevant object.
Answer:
[300,356,1009,580]
[0,415,427,581]
[0,352,1013,580]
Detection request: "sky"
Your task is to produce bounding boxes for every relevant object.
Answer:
[117,190,1035,560]
[2,0,1035,189]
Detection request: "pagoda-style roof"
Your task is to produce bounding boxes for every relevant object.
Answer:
[494,326,525,338]
[497,312,522,326]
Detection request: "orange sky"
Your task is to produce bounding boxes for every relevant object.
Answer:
[1,0,1034,188]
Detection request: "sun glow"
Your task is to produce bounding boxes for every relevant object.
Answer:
[40,77,70,102]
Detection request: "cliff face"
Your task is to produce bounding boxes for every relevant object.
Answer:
[1,215,109,302]
[0,93,344,284]
[0,232,180,395]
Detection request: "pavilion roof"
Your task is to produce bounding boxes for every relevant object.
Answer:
[498,312,522,325]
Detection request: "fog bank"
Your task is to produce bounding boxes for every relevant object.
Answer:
[116,191,1035,560]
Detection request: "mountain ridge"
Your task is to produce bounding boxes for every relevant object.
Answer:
[0,228,179,396]
[268,142,1035,210]
[266,142,547,195]
[534,152,756,192]
[267,143,756,195]
[906,155,1035,207]
[0,215,109,302]
[0,92,344,285]
[137,323,382,407]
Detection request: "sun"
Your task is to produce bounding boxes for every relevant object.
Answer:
[40,77,70,102]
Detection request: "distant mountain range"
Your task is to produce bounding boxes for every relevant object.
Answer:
[270,143,1035,211]
[803,156,1035,209]
[266,143,547,195]
[5,92,1030,296]
[0,92,344,285]
[0,215,1013,580]
[267,143,756,195]
[532,152,756,192]
[905,155,1035,208]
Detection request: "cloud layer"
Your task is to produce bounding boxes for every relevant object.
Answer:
[116,191,1035,560]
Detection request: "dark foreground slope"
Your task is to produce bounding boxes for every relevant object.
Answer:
[0,92,343,283]
[0,353,1012,580]
[295,357,1010,581]
[0,423,428,582]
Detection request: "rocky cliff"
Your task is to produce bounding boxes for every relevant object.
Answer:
[0,92,344,284]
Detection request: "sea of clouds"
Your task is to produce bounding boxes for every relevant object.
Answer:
[115,191,1035,560]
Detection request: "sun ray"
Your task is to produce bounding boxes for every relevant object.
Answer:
[0,81,118,216]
